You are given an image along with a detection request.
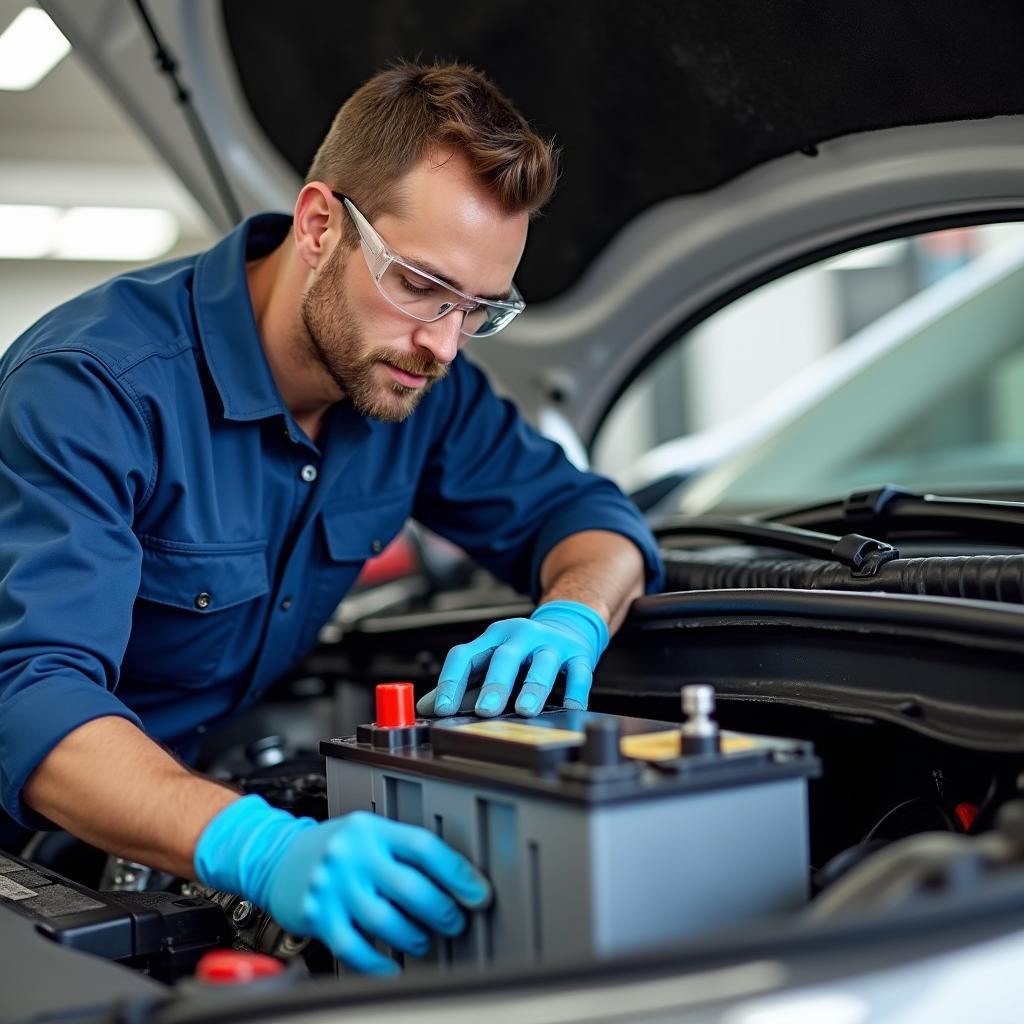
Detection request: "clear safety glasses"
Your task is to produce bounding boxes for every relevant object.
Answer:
[332,192,526,338]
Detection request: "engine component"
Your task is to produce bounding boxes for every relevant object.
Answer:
[663,549,1024,603]
[808,800,1024,920]
[321,685,819,972]
[183,883,320,969]
[99,855,178,893]
[100,856,154,892]
[0,852,232,982]
[240,769,328,821]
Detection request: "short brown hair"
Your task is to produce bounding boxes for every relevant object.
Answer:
[306,61,558,240]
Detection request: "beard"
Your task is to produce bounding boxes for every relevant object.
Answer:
[300,244,449,423]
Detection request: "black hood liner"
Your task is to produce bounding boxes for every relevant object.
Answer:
[222,0,1024,302]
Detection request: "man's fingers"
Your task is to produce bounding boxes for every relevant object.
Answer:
[381,819,491,908]
[377,860,467,937]
[433,639,497,715]
[415,689,438,717]
[348,883,430,956]
[417,686,482,718]
[476,642,530,716]
[562,657,593,711]
[515,646,562,717]
[326,916,400,976]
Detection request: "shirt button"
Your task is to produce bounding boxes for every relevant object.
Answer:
[370,539,383,554]
[280,597,293,611]
[300,464,318,483]
[195,592,211,610]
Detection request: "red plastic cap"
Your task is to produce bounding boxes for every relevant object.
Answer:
[376,681,416,728]
[955,801,979,832]
[196,949,285,984]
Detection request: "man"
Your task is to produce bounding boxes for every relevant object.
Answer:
[0,62,662,974]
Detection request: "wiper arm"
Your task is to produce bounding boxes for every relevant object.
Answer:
[652,515,899,577]
[774,485,1024,544]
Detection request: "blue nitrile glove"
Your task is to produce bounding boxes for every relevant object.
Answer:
[417,599,610,719]
[194,795,491,976]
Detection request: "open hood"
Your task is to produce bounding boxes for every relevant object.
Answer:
[40,1,1024,304]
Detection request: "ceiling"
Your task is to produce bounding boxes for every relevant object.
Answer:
[0,0,212,243]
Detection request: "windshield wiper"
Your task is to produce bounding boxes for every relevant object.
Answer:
[651,515,899,576]
[773,485,1024,545]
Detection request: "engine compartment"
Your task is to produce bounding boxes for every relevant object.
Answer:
[5,672,1024,992]
[6,491,1024,1001]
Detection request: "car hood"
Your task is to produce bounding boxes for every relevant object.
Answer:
[37,1,1024,442]
[39,0,1024,304]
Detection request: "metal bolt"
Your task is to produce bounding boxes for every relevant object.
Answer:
[682,684,715,719]
[680,684,720,756]
[277,933,308,957]
[232,900,254,926]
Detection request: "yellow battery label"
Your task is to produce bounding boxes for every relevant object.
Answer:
[619,731,759,761]
[721,735,758,754]
[619,730,680,761]
[450,720,584,746]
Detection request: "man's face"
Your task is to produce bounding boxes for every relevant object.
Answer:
[300,150,529,423]
[300,242,439,423]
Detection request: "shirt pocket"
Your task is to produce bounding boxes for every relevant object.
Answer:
[299,494,413,652]
[124,538,270,687]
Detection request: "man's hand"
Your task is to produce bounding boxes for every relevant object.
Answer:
[195,795,491,975]
[417,600,609,718]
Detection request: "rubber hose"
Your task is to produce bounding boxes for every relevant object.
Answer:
[662,551,1024,603]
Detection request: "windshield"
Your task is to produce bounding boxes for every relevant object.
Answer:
[593,222,1024,514]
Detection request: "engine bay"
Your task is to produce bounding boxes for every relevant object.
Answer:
[5,673,1024,995]
[5,490,1024,1009]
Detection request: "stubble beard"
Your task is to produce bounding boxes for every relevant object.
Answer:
[300,244,449,424]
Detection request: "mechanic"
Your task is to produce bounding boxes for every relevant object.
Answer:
[0,62,662,974]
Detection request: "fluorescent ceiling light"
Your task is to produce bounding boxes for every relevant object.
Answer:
[0,8,71,91]
[54,207,179,261]
[0,205,179,261]
[0,205,61,257]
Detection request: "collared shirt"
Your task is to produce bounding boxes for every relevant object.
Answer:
[0,214,663,831]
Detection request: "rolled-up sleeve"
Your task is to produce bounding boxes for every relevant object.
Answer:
[0,351,151,827]
[412,358,664,598]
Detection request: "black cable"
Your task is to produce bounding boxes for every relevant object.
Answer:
[861,797,958,844]
[966,772,1002,835]
[130,0,244,226]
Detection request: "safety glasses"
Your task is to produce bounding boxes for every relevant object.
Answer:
[332,192,525,338]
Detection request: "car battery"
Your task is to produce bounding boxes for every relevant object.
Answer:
[320,683,818,971]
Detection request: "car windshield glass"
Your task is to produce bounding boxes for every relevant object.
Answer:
[593,222,1024,514]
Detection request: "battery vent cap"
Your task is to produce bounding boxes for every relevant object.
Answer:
[376,682,416,728]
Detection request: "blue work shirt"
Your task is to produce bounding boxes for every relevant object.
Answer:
[0,214,663,832]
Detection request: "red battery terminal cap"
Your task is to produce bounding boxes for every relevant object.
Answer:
[195,949,285,984]
[955,801,979,832]
[375,681,416,728]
